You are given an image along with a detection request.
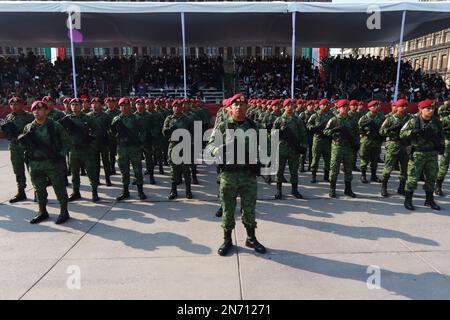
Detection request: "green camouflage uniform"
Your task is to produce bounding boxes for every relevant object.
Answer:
[358,111,385,173]
[437,115,450,182]
[88,110,112,180]
[299,110,315,169]
[105,107,121,173]
[307,109,334,175]
[135,110,155,175]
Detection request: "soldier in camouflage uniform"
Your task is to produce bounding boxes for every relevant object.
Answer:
[153,99,168,174]
[379,99,412,197]
[42,96,65,122]
[437,100,449,119]
[135,98,156,184]
[162,100,193,200]
[348,100,363,172]
[299,102,316,172]
[207,93,266,256]
[111,98,147,201]
[435,112,450,196]
[358,101,385,183]
[60,98,101,202]
[105,97,120,175]
[88,97,112,187]
[19,101,71,224]
[307,99,334,183]
[324,99,360,198]
[400,99,445,211]
[273,98,307,200]
[1,97,34,203]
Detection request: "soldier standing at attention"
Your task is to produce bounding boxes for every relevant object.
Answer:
[162,100,193,200]
[105,97,120,175]
[135,98,156,184]
[400,99,445,211]
[272,98,307,200]
[379,99,412,197]
[348,100,363,172]
[358,100,385,184]
[42,96,65,122]
[62,97,72,115]
[111,98,147,201]
[1,97,34,203]
[88,97,113,187]
[307,98,334,183]
[207,93,266,256]
[61,98,101,202]
[299,101,316,172]
[324,99,360,198]
[19,101,71,224]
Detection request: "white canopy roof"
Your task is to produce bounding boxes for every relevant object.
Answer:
[0,1,449,47]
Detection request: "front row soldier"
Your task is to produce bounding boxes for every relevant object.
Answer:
[111,98,147,201]
[60,98,101,202]
[307,98,334,183]
[105,97,120,175]
[207,94,266,256]
[379,99,412,197]
[272,98,307,200]
[18,101,71,224]
[162,100,193,200]
[435,113,450,196]
[1,97,34,203]
[324,99,360,198]
[135,98,156,184]
[400,99,445,211]
[358,100,384,184]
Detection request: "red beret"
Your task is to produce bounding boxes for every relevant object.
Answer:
[367,100,380,108]
[349,100,358,106]
[172,100,182,108]
[80,95,89,101]
[319,98,329,106]
[104,97,113,103]
[118,98,130,106]
[336,99,349,108]
[271,99,281,107]
[394,99,408,107]
[135,98,144,104]
[91,97,101,103]
[418,99,433,109]
[358,101,364,106]
[70,98,81,104]
[63,98,71,104]
[31,100,47,111]
[227,93,247,106]
[283,99,294,108]
[144,99,152,104]
[42,96,54,102]
[9,96,23,104]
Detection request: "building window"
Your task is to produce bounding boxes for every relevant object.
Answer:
[422,57,428,70]
[441,54,448,71]
[151,47,161,56]
[206,47,218,56]
[431,56,437,70]
[425,37,431,47]
[122,47,132,56]
[262,47,272,58]
[93,48,105,56]
[414,59,419,69]
[233,47,245,57]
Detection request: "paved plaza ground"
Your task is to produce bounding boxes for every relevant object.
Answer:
[1,139,450,299]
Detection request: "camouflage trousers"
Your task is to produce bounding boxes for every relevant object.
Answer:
[310,137,331,173]
[70,146,100,190]
[437,140,450,181]
[276,146,300,184]
[220,170,257,231]
[98,145,112,178]
[117,145,143,186]
[359,139,382,171]
[9,142,27,190]
[329,144,354,183]
[142,143,155,172]
[107,138,117,172]
[382,141,409,181]
[406,151,439,192]
[29,160,68,206]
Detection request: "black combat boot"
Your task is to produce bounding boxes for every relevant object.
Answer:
[92,187,100,202]
[435,179,444,196]
[404,191,415,210]
[397,179,406,195]
[137,184,147,200]
[329,180,337,198]
[324,170,330,182]
[105,175,112,187]
[186,183,193,199]
[274,182,282,200]
[370,169,381,183]
[168,183,177,200]
[291,183,303,199]
[245,228,266,254]
[30,202,49,224]
[9,188,27,203]
[218,230,233,256]
[55,202,70,225]
[116,185,130,201]
[80,167,86,176]
[215,206,223,218]
[424,191,441,210]
[381,179,389,197]
[344,181,356,198]
[159,162,164,175]
[110,163,116,175]
[310,172,317,184]
[360,169,368,183]
[68,188,81,202]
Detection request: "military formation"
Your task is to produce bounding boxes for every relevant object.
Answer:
[1,93,449,256]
